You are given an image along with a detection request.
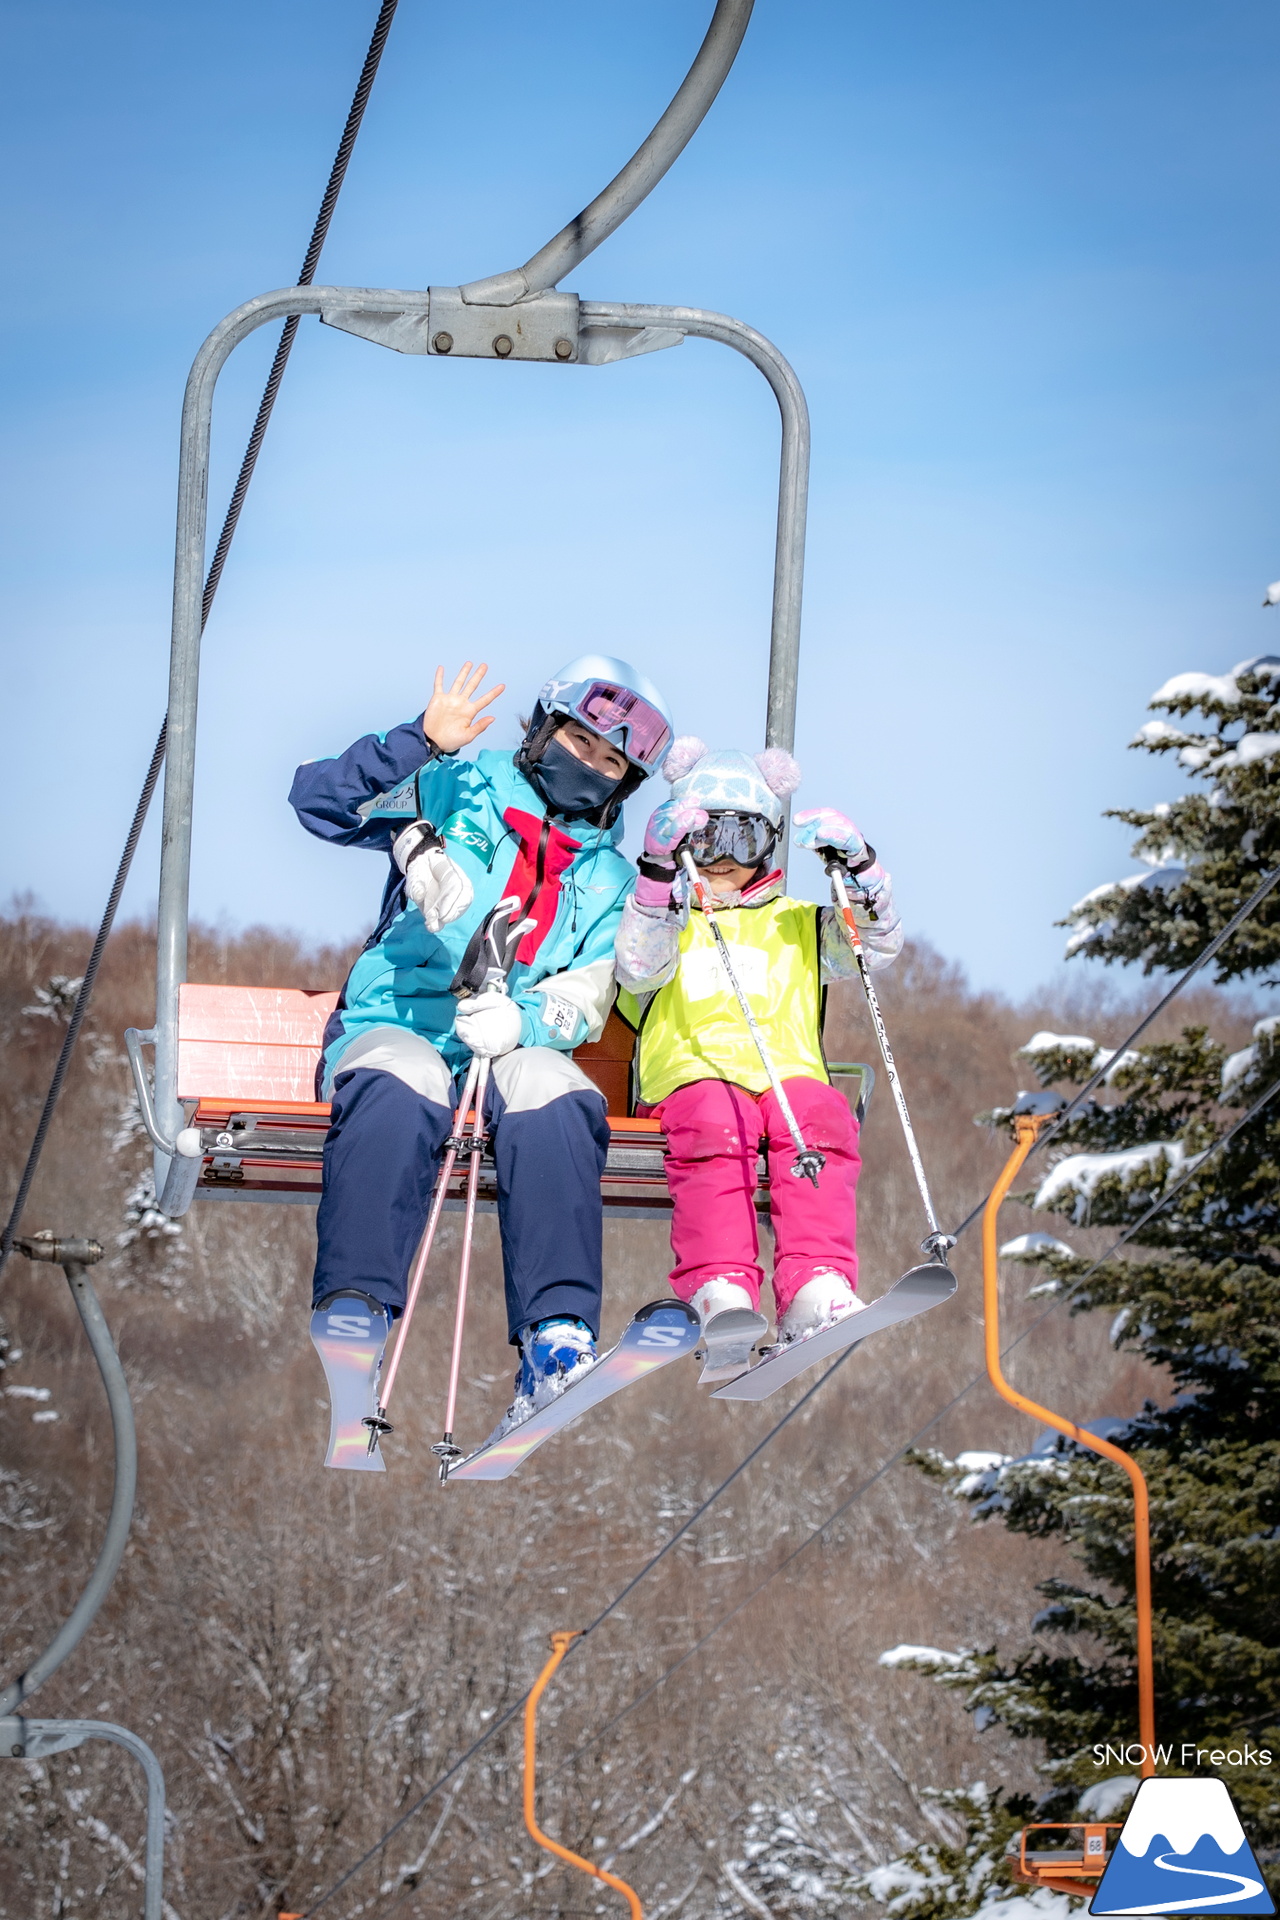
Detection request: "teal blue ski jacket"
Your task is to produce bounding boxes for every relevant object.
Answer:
[289,720,636,1089]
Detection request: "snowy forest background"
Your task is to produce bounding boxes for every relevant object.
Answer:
[2,659,1278,1919]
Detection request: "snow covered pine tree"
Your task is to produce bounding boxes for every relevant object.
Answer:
[867,656,1280,1918]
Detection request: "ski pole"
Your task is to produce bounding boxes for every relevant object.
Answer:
[679,850,825,1187]
[826,860,953,1260]
[431,900,535,1480]
[432,1053,490,1482]
[364,1051,483,1455]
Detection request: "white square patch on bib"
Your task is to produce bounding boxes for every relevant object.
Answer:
[679,943,769,1003]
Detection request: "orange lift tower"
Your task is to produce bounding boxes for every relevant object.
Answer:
[985,1112,1157,1897]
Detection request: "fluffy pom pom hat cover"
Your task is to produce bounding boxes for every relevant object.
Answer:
[662,736,801,830]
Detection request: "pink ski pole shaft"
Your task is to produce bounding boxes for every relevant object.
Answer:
[435,1055,489,1475]
[365,1053,482,1451]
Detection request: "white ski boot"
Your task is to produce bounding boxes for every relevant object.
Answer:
[778,1271,866,1345]
[690,1278,769,1385]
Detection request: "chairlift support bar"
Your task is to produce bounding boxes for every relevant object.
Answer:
[466,0,752,304]
[0,1718,165,1920]
[0,1235,166,1919]
[524,1631,645,1919]
[0,1238,136,1717]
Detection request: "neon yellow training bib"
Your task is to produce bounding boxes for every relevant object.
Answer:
[626,896,827,1105]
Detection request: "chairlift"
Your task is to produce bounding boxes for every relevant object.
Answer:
[124,0,874,1219]
[1006,1822,1121,1897]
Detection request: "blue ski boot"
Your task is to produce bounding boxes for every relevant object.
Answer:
[489,1316,597,1442]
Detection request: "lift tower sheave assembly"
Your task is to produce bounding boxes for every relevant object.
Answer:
[137,0,813,1217]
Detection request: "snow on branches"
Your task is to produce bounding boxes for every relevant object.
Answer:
[1061,655,1280,977]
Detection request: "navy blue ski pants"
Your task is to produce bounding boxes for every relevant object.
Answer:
[312,1028,610,1343]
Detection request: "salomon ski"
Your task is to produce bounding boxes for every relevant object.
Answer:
[310,1291,391,1472]
[447,1299,700,1481]
[711,1263,956,1402]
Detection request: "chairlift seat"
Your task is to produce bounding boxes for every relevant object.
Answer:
[175,985,674,1212]
[1007,1824,1119,1896]
[173,984,871,1213]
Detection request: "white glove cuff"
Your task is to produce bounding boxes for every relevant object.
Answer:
[393,819,442,875]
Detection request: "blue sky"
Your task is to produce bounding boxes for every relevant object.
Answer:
[4,1,1280,998]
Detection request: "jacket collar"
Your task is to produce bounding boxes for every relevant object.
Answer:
[689,866,785,911]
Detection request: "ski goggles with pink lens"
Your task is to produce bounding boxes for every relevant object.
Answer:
[683,811,778,869]
[564,681,672,771]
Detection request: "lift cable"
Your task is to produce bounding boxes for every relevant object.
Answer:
[546,1069,1280,1784]
[313,910,1280,1919]
[0,0,402,1288]
[358,1290,1135,1918]
[357,1071,1280,1920]
[946,861,1280,1249]
[298,1345,858,1919]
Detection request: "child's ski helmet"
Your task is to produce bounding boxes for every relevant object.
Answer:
[663,740,802,868]
[664,741,802,829]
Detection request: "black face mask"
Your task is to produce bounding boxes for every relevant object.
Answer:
[528,735,623,821]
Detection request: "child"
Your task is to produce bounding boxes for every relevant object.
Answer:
[613,738,903,1374]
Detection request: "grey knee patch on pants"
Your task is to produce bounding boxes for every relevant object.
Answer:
[326,1026,453,1105]
[489,1046,603,1114]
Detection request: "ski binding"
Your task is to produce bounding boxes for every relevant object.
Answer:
[711,1263,957,1401]
[698,1305,769,1385]
[447,1298,700,1482]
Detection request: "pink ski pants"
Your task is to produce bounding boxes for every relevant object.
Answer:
[650,1076,860,1317]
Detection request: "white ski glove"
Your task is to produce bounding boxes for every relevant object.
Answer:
[393,820,474,933]
[453,990,523,1058]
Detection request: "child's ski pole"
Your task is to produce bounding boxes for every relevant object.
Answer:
[680,850,825,1187]
[825,859,953,1260]
[432,1053,490,1481]
[365,1051,484,1455]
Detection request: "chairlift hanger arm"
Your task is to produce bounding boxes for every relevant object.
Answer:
[152,282,808,1185]
[461,0,754,307]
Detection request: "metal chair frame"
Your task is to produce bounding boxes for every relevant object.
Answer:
[119,0,816,1216]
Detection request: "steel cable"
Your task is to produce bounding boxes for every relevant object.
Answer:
[298,1346,857,1918]
[0,0,401,1285]
[544,1069,1280,1782]
[339,1293,1107,1920]
[947,861,1280,1246]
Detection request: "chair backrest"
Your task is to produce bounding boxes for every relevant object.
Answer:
[573,1006,635,1114]
[177,984,339,1104]
[177,984,635,1114]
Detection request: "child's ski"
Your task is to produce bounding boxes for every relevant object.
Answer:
[711,1263,956,1401]
[447,1299,700,1482]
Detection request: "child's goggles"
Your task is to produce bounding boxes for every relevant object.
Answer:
[683,811,778,869]
[561,680,672,772]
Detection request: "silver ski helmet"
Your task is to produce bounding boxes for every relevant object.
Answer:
[528,655,673,774]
